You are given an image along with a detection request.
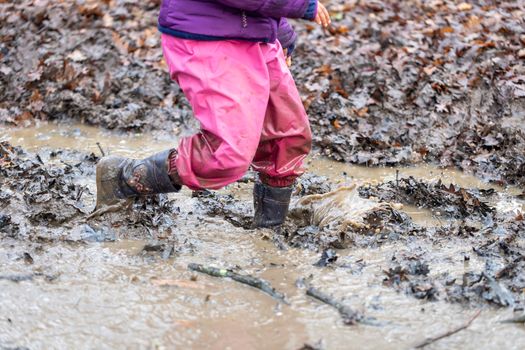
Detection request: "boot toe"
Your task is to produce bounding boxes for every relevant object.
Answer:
[95,156,127,209]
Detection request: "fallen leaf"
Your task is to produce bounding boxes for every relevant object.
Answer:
[67,50,87,62]
[458,3,473,11]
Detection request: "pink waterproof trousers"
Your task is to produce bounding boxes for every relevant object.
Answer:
[161,35,312,190]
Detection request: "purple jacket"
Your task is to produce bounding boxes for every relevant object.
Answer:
[158,0,318,54]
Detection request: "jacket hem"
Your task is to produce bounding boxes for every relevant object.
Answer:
[158,25,271,43]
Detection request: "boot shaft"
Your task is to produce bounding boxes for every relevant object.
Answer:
[253,182,293,228]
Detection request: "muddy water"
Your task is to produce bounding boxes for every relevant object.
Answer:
[3,122,522,221]
[1,122,524,349]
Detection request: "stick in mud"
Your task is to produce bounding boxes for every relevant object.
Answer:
[500,314,525,324]
[414,309,481,348]
[188,263,289,305]
[306,286,366,325]
[96,142,106,157]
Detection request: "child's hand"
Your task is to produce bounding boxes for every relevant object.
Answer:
[313,2,330,27]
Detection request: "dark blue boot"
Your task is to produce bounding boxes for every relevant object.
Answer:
[253,182,293,228]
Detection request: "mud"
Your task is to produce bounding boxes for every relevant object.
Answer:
[2,0,525,348]
[1,0,524,186]
[1,126,525,348]
[291,0,525,187]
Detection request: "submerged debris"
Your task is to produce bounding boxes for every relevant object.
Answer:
[305,285,375,325]
[414,310,481,348]
[501,314,525,324]
[313,249,338,267]
[1,141,94,239]
[188,263,289,304]
[383,256,438,301]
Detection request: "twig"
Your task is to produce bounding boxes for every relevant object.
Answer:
[0,274,34,282]
[500,314,525,324]
[306,286,371,325]
[96,142,106,157]
[414,309,481,348]
[86,198,132,220]
[188,263,289,304]
[0,273,58,282]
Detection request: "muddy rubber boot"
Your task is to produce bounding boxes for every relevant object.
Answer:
[253,182,293,228]
[95,150,182,209]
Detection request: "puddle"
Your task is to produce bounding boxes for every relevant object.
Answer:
[1,122,524,349]
[2,121,522,223]
[0,121,177,158]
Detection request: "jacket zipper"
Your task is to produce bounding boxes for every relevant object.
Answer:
[241,11,248,28]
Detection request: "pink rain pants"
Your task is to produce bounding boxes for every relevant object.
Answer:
[161,34,312,190]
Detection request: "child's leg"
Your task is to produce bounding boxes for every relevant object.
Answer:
[162,35,271,190]
[251,42,312,187]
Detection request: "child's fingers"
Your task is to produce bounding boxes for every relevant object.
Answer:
[319,5,331,27]
[312,3,330,27]
[286,56,292,67]
[314,13,322,25]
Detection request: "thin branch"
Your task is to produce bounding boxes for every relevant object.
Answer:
[188,263,289,304]
[306,286,373,325]
[414,309,481,348]
[96,142,106,157]
[500,314,525,324]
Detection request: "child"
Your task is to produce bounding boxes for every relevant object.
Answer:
[96,0,331,227]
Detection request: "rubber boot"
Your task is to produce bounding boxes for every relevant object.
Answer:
[253,182,293,228]
[95,150,182,209]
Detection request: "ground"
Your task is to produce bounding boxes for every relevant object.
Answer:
[1,0,524,349]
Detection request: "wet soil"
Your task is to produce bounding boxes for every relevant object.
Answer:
[1,123,525,348]
[1,0,525,348]
[1,0,524,186]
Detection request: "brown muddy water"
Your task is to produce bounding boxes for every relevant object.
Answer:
[1,122,524,349]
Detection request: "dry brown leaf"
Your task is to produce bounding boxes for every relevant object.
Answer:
[357,107,368,117]
[465,15,481,29]
[458,3,473,11]
[316,64,333,76]
[440,26,454,35]
[423,66,437,76]
[15,111,33,124]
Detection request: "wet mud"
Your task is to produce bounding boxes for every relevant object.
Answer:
[1,0,525,348]
[1,131,525,348]
[1,0,524,186]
